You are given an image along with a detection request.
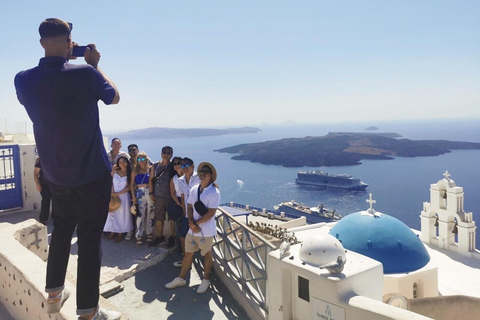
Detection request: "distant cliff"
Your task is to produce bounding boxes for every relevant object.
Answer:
[215,132,480,167]
[116,126,261,140]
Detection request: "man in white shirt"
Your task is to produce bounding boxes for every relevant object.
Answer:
[173,157,200,267]
[165,162,220,294]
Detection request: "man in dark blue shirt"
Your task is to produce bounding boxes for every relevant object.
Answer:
[15,18,121,320]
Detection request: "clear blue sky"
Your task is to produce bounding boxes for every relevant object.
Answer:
[1,0,479,133]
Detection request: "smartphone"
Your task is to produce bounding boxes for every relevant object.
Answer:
[72,45,92,57]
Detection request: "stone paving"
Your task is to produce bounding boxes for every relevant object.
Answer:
[0,210,249,320]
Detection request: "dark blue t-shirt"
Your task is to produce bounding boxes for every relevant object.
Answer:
[15,57,116,186]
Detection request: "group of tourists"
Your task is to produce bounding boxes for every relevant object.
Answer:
[104,138,221,294]
[19,18,220,319]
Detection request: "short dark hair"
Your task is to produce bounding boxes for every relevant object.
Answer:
[111,137,120,144]
[39,18,71,38]
[182,157,194,165]
[172,156,182,163]
[162,146,173,152]
[127,144,138,150]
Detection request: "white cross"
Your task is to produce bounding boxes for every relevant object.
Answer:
[443,170,451,180]
[366,193,376,212]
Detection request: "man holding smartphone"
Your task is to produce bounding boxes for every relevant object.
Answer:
[15,18,121,320]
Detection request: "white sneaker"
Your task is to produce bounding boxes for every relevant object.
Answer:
[197,279,211,294]
[124,231,132,241]
[165,277,186,289]
[79,307,121,320]
[46,287,70,314]
[173,260,182,267]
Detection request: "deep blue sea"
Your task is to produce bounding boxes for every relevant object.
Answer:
[120,118,480,246]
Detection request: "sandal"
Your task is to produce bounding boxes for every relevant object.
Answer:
[136,239,142,246]
[115,233,124,243]
[108,232,115,240]
[146,235,153,242]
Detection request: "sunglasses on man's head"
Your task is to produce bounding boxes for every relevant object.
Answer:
[181,163,191,169]
[137,157,146,162]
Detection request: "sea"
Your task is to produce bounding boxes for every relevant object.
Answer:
[119,118,480,246]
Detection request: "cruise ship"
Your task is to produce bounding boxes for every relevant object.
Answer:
[295,170,368,190]
[274,200,341,224]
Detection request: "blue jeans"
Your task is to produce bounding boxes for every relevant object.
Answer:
[46,175,111,315]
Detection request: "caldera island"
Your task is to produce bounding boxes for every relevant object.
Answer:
[215,132,480,167]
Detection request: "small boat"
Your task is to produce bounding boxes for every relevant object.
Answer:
[274,200,341,224]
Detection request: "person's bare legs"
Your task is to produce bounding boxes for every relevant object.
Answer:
[180,252,194,279]
[155,221,164,238]
[203,251,213,280]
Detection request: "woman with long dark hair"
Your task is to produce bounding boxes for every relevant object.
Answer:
[104,156,133,242]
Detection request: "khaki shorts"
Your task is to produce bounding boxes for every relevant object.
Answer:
[185,233,214,256]
[153,197,169,221]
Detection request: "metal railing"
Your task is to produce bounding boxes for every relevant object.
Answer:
[213,208,277,315]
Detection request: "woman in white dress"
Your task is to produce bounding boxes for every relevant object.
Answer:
[104,156,133,242]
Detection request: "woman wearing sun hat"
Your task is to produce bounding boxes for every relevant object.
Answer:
[165,162,221,294]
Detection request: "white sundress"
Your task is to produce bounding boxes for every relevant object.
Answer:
[104,173,133,233]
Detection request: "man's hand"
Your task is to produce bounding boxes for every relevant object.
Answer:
[84,44,100,68]
[36,184,42,192]
[68,42,78,60]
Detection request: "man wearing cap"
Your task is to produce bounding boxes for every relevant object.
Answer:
[15,18,121,319]
[149,146,175,246]
[165,162,221,294]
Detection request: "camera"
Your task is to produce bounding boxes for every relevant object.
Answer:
[72,45,93,57]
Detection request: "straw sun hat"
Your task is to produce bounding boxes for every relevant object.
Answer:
[108,196,121,212]
[197,162,217,183]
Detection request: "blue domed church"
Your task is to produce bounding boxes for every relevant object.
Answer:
[329,194,430,274]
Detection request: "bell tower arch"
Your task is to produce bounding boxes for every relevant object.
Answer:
[420,171,476,256]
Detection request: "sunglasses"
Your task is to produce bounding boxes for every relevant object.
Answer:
[199,170,212,176]
[181,163,191,169]
[137,157,147,162]
[162,151,172,155]
[173,162,181,166]
[128,148,137,152]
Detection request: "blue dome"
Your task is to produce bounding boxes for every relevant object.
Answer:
[329,212,430,274]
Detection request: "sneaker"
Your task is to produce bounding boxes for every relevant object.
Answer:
[79,307,121,320]
[165,277,186,289]
[167,236,176,248]
[46,287,70,314]
[197,279,211,294]
[149,236,166,247]
[173,260,182,268]
[124,231,132,241]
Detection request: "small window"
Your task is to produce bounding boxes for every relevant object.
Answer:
[298,276,309,302]
[413,282,418,298]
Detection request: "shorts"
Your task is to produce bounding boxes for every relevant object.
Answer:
[178,217,189,238]
[185,232,214,256]
[153,197,169,221]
